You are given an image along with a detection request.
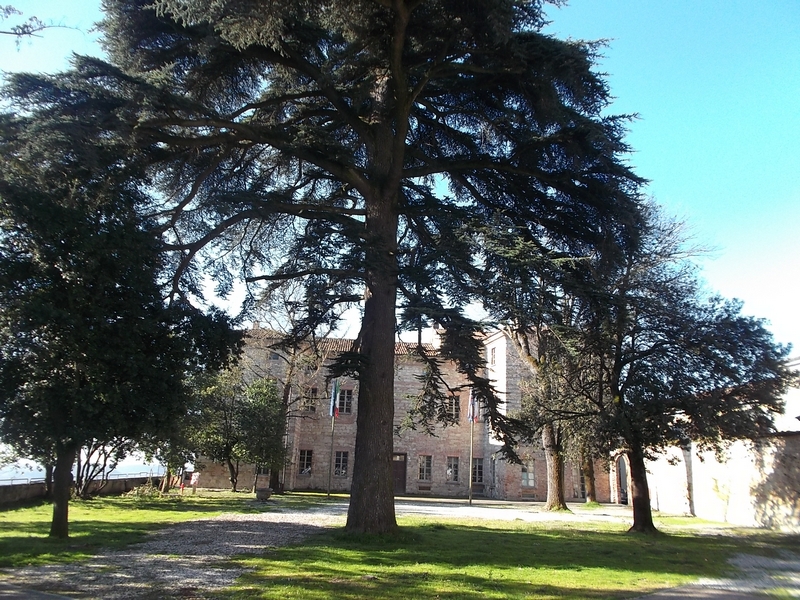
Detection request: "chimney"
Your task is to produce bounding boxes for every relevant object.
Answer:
[431,322,444,350]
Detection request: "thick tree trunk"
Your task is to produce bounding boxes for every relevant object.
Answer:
[50,443,77,539]
[346,187,399,534]
[44,463,54,499]
[582,455,597,503]
[627,446,658,533]
[542,423,568,511]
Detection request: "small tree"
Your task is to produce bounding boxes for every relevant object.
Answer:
[188,371,287,492]
[188,370,246,492]
[74,438,136,500]
[479,220,618,511]
[239,378,287,492]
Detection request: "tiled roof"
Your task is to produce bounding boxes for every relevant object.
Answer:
[245,329,437,356]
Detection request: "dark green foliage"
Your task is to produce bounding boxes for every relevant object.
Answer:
[29,0,645,532]
[0,90,241,536]
[514,206,793,531]
[589,209,793,456]
[238,378,287,477]
[187,371,286,492]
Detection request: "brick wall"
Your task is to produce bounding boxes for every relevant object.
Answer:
[202,329,617,503]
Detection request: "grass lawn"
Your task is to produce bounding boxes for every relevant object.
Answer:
[213,516,769,600]
[0,488,278,567]
[1,491,797,599]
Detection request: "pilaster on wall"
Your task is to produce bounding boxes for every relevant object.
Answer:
[644,436,800,531]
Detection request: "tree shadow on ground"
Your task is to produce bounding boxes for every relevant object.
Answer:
[217,521,769,600]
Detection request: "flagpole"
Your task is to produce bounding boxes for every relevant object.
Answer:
[327,380,339,499]
[327,412,335,498]
[468,413,474,506]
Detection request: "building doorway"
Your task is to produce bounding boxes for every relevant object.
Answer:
[616,455,629,505]
[392,453,407,495]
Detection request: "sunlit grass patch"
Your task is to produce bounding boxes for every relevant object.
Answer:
[213,516,748,600]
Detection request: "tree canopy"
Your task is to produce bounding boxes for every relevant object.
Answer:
[188,371,286,492]
[0,93,240,537]
[46,0,642,533]
[590,210,793,531]
[506,206,793,532]
[0,0,646,534]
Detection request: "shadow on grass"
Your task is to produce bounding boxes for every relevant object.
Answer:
[0,519,164,567]
[216,521,759,600]
[0,492,281,568]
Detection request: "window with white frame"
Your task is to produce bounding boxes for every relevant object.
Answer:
[338,388,353,414]
[472,458,484,484]
[446,456,459,482]
[334,451,349,477]
[298,449,312,475]
[521,460,535,487]
[446,395,460,422]
[300,387,318,412]
[418,455,432,481]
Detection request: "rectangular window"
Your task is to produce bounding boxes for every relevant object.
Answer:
[298,449,313,475]
[301,387,317,412]
[338,388,353,414]
[489,347,496,365]
[418,455,432,481]
[447,395,460,422]
[472,458,484,484]
[574,468,586,499]
[521,460,535,487]
[334,451,349,477]
[446,456,459,482]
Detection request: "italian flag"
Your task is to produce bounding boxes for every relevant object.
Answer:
[329,379,340,418]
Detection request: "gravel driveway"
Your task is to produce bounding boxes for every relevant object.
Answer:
[1,506,346,599]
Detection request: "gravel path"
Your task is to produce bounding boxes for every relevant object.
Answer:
[1,508,346,599]
[2,500,798,599]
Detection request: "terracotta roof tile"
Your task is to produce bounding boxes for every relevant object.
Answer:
[244,330,437,356]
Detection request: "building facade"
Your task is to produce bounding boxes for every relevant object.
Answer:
[197,326,612,502]
[197,329,798,528]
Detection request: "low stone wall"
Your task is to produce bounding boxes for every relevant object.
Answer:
[0,476,159,506]
[195,461,266,491]
[0,481,48,505]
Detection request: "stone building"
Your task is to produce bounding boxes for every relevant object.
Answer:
[198,330,798,527]
[199,326,612,502]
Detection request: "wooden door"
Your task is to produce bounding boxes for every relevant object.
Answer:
[392,453,406,495]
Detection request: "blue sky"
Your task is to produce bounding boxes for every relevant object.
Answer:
[543,1,800,355]
[2,0,799,354]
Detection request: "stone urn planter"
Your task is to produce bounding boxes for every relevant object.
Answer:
[255,487,273,501]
